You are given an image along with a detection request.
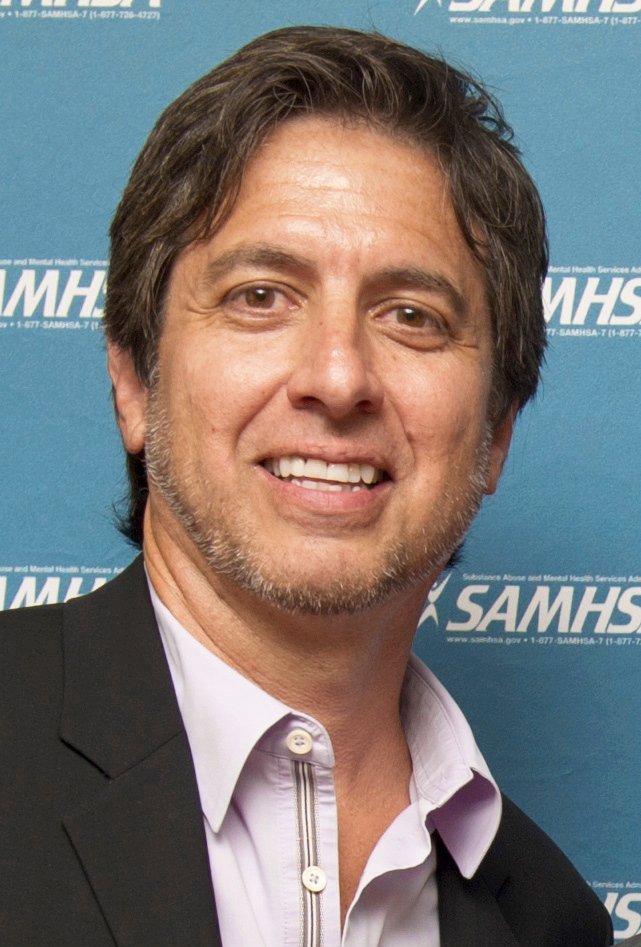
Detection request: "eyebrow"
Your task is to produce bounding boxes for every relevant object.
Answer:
[202,245,316,285]
[202,245,472,321]
[372,266,469,322]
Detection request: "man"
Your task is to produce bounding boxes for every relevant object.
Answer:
[1,26,612,947]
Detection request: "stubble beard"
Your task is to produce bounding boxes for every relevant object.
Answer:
[144,388,493,616]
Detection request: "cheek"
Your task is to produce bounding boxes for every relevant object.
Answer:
[162,338,284,446]
[395,360,491,460]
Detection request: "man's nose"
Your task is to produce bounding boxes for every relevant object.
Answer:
[286,310,384,420]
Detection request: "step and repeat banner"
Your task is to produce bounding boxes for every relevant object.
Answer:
[1,0,639,938]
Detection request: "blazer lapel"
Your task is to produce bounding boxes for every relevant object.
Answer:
[437,837,519,947]
[59,557,221,947]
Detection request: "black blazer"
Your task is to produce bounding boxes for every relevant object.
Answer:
[0,557,612,946]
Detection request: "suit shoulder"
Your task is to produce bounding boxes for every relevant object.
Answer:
[0,603,67,755]
[0,600,64,654]
[0,556,145,644]
[480,794,612,946]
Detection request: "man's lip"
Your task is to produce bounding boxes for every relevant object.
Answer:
[259,453,391,486]
[256,462,392,512]
[260,448,390,466]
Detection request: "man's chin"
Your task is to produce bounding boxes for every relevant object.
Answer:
[236,576,398,616]
[198,543,440,616]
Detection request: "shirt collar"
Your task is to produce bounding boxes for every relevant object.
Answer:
[150,582,293,832]
[402,654,502,878]
[150,579,500,877]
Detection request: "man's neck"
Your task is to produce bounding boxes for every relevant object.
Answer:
[142,513,429,766]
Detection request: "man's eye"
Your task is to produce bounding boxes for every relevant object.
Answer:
[392,306,441,330]
[396,306,425,326]
[222,282,298,325]
[242,286,276,308]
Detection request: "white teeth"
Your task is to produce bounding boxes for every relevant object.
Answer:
[305,458,328,480]
[348,463,361,484]
[265,455,384,489]
[361,463,376,485]
[279,456,291,478]
[292,478,359,493]
[327,463,349,483]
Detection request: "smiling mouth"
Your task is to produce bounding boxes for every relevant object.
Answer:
[262,455,387,492]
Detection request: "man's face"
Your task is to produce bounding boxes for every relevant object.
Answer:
[116,117,513,614]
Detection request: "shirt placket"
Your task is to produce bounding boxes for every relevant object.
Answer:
[294,759,323,947]
[285,724,337,947]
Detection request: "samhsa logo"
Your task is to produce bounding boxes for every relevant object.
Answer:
[0,1,161,8]
[0,566,120,610]
[415,0,640,12]
[428,574,641,644]
[599,887,641,939]
[0,261,105,322]
[544,267,641,333]
[419,574,451,626]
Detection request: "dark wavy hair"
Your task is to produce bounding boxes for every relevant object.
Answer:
[104,25,548,545]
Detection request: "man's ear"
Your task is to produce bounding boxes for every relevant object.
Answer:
[485,401,518,496]
[107,343,148,455]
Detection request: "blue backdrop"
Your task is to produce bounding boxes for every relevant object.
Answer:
[2,1,639,938]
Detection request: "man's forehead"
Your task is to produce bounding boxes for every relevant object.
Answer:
[176,118,478,267]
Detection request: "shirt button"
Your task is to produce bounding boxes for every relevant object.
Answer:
[286,728,313,755]
[302,865,327,893]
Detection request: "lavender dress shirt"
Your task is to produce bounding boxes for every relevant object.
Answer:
[151,584,501,947]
